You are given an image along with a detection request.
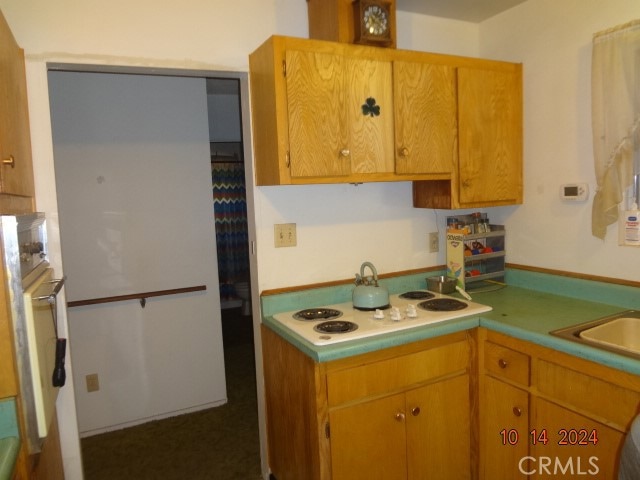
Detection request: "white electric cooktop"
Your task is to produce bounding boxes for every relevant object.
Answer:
[271,290,492,346]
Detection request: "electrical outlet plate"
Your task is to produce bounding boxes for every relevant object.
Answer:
[274,223,297,247]
[86,373,100,392]
[429,232,439,253]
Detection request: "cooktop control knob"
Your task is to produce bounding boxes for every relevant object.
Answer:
[405,304,417,318]
[390,307,402,322]
[373,309,385,320]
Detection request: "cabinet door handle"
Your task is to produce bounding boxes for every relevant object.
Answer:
[513,406,522,417]
[394,412,405,422]
[462,179,471,188]
[399,147,409,157]
[411,406,421,416]
[339,149,350,158]
[2,155,15,168]
[498,358,508,369]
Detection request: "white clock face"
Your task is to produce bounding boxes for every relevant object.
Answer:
[363,5,389,36]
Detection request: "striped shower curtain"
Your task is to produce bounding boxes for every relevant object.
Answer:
[212,161,249,300]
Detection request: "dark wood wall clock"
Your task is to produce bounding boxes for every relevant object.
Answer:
[353,0,394,46]
[306,0,397,48]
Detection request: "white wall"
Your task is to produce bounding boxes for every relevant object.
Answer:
[49,72,227,435]
[478,0,640,279]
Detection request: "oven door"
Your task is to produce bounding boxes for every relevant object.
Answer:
[22,268,60,440]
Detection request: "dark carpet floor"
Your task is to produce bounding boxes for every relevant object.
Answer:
[81,308,261,479]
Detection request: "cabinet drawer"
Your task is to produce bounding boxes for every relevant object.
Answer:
[535,359,640,430]
[484,341,529,386]
[327,340,469,407]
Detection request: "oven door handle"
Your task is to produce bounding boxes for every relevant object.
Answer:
[35,276,66,303]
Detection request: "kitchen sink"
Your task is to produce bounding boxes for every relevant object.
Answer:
[550,310,640,360]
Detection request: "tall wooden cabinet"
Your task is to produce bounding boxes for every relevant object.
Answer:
[249,35,522,201]
[0,9,35,214]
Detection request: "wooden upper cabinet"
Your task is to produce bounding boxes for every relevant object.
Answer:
[457,67,523,206]
[286,49,394,178]
[393,60,457,175]
[249,35,522,196]
[414,61,523,209]
[0,9,35,210]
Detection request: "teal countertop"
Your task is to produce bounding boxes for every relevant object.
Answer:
[0,399,19,480]
[261,268,640,373]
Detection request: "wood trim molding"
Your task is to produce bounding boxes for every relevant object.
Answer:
[262,263,640,298]
[261,266,443,297]
[506,263,640,289]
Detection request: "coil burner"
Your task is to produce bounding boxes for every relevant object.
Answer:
[399,291,435,300]
[293,308,343,321]
[418,298,468,311]
[313,320,358,334]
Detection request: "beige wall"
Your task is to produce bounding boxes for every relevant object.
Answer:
[479,0,640,278]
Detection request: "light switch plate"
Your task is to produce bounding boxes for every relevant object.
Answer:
[429,232,439,253]
[274,223,297,247]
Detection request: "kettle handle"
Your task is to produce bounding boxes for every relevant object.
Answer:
[360,262,379,286]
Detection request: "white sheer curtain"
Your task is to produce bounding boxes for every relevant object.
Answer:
[591,19,640,240]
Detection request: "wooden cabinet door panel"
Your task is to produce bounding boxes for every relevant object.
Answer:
[0,12,35,198]
[458,67,522,205]
[406,374,471,480]
[346,56,394,174]
[393,61,457,175]
[286,49,350,178]
[531,398,624,479]
[286,50,393,178]
[480,376,529,480]
[330,393,407,480]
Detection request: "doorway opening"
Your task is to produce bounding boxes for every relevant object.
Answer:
[47,67,258,479]
[206,78,254,347]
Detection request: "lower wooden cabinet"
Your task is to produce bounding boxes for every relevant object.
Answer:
[479,375,529,479]
[261,326,473,480]
[330,374,470,480]
[530,398,622,479]
[480,329,640,480]
[262,324,640,480]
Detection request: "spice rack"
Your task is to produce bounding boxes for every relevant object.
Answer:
[446,214,505,289]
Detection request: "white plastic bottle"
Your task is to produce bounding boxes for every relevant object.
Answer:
[624,204,640,245]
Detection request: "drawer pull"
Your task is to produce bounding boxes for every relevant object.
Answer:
[394,412,405,422]
[513,406,522,417]
[339,149,351,158]
[498,358,508,369]
[411,406,421,417]
[2,155,15,168]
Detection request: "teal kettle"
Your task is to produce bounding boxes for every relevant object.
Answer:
[352,262,390,311]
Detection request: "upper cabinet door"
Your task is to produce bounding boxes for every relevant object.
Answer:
[457,67,523,206]
[286,49,350,178]
[393,61,457,175]
[0,11,35,200]
[286,49,394,178]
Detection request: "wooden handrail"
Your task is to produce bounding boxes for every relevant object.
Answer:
[67,285,207,308]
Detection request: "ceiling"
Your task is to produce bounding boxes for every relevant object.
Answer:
[397,0,527,22]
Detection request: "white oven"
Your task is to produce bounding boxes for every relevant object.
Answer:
[1,214,65,453]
